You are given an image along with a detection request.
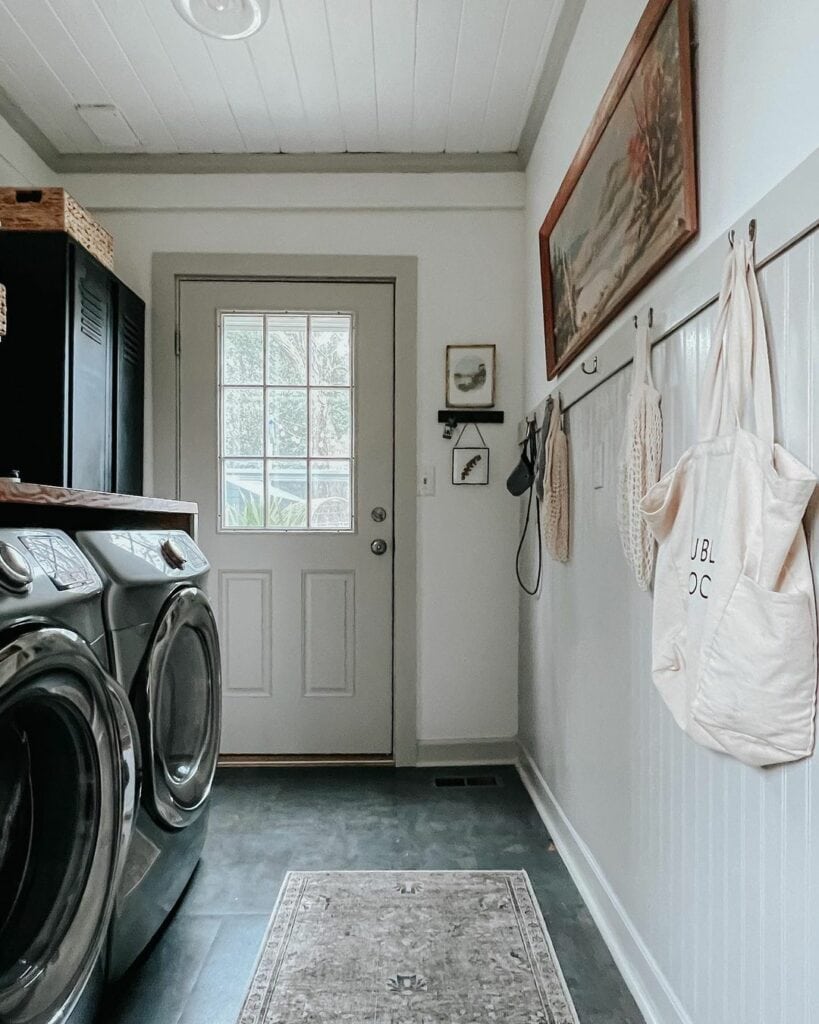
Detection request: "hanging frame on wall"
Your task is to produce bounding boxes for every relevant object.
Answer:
[446,344,497,408]
[451,422,489,485]
[539,0,697,379]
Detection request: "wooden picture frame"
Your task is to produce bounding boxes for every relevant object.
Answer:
[445,344,496,408]
[539,0,697,379]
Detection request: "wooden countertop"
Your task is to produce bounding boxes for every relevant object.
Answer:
[0,479,198,534]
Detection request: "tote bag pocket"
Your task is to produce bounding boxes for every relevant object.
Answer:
[694,573,817,765]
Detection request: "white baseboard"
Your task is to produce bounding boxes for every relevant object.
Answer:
[516,743,692,1024]
[415,737,518,767]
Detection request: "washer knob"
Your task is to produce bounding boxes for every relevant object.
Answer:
[161,538,187,570]
[0,542,33,593]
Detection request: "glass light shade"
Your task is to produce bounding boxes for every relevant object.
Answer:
[172,0,269,40]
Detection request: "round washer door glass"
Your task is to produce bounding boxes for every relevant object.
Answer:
[0,629,134,1024]
[146,587,221,828]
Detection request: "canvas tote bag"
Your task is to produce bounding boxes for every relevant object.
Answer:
[617,322,663,590]
[543,396,570,563]
[640,237,817,767]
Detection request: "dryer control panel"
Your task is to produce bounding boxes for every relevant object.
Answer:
[20,533,100,592]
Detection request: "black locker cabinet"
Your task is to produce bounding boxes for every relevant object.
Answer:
[0,231,145,493]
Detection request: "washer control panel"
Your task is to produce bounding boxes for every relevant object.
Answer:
[20,533,99,591]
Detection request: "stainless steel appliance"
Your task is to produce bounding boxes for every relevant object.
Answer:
[75,530,221,981]
[0,529,136,1024]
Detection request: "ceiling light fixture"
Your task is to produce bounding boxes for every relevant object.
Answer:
[172,0,269,40]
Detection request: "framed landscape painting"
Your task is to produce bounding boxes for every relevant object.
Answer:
[539,0,697,378]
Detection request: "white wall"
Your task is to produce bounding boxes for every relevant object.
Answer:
[520,1,819,1022]
[60,171,526,746]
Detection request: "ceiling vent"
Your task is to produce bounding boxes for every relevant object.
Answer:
[76,105,141,149]
[172,0,270,40]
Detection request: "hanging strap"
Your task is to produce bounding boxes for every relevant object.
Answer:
[515,419,542,596]
[698,237,774,444]
[631,322,654,389]
[515,478,542,596]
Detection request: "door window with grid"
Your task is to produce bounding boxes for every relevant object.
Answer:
[219,312,354,531]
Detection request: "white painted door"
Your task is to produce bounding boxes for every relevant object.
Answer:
[178,279,394,754]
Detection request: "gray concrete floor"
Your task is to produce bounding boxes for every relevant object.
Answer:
[102,765,643,1024]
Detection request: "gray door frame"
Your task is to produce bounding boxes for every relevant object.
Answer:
[151,253,418,765]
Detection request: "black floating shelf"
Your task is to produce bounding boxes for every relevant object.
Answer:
[437,409,505,424]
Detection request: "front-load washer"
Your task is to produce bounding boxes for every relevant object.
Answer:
[74,529,221,982]
[0,529,137,1024]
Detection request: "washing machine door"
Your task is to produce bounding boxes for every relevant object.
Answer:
[142,586,221,830]
[0,627,136,1024]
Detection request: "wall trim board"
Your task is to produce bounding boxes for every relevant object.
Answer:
[0,86,60,174]
[518,0,589,168]
[152,253,418,766]
[415,737,519,766]
[522,144,819,435]
[63,172,525,215]
[53,151,523,175]
[516,743,693,1024]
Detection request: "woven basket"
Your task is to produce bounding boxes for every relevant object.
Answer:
[0,188,114,270]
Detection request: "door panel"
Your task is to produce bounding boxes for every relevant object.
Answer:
[179,279,394,754]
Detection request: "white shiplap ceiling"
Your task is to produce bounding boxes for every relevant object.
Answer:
[0,0,568,167]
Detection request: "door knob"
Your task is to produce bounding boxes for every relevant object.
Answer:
[370,539,388,555]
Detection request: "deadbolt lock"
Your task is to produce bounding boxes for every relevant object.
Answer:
[371,506,387,522]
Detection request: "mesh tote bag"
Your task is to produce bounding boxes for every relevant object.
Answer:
[640,236,817,767]
[543,396,570,564]
[617,322,663,590]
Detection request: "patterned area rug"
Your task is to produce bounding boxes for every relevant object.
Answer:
[238,870,579,1024]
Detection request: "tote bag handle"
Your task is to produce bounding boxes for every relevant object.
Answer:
[698,238,774,444]
[631,322,655,390]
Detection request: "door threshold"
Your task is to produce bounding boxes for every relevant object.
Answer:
[218,753,395,768]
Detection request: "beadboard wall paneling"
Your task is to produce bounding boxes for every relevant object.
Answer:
[519,227,819,1024]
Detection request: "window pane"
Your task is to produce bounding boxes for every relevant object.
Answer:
[267,389,307,457]
[310,460,352,529]
[267,460,307,529]
[223,315,263,385]
[267,316,307,385]
[223,388,263,456]
[310,389,351,457]
[310,316,351,386]
[224,460,264,528]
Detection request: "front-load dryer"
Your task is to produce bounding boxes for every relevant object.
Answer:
[0,529,137,1024]
[74,529,221,982]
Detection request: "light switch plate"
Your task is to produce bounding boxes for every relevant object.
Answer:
[418,464,436,496]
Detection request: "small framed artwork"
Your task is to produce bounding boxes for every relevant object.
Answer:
[452,446,489,486]
[446,344,496,408]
